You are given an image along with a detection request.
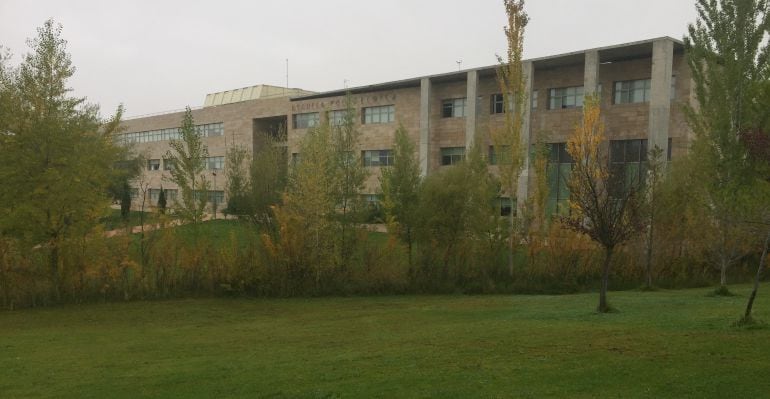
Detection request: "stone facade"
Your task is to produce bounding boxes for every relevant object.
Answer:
[119,37,692,211]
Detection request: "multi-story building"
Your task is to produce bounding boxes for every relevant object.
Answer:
[118,37,691,215]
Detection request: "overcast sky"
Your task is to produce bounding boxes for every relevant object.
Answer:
[0,0,698,118]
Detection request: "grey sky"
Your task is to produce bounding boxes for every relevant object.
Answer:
[0,0,698,118]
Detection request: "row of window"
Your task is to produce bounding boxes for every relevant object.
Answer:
[547,138,673,216]
[146,156,224,171]
[117,122,224,145]
[293,105,396,129]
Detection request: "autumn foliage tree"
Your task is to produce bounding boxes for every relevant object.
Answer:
[492,0,529,276]
[562,95,645,313]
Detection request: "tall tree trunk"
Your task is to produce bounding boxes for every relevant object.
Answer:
[645,208,654,289]
[720,260,728,288]
[508,210,515,276]
[49,243,60,302]
[744,229,770,319]
[598,246,614,313]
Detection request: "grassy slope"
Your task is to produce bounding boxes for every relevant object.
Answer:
[1,287,769,398]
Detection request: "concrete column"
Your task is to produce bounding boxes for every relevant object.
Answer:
[584,50,600,96]
[465,70,479,149]
[649,39,673,157]
[516,61,534,210]
[419,77,431,177]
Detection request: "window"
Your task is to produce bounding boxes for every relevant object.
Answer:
[442,98,466,118]
[609,139,648,197]
[488,145,511,165]
[130,188,139,199]
[328,109,353,126]
[531,90,538,110]
[546,142,574,216]
[149,188,161,203]
[440,147,465,166]
[164,189,178,202]
[497,197,514,217]
[115,122,224,145]
[362,150,393,167]
[491,94,505,114]
[549,86,583,109]
[147,159,160,171]
[206,156,224,171]
[163,159,175,171]
[614,79,651,104]
[208,190,225,204]
[293,112,320,129]
[363,105,395,124]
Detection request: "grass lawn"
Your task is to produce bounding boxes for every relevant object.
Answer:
[2,287,770,398]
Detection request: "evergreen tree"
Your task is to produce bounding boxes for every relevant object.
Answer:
[157,185,167,214]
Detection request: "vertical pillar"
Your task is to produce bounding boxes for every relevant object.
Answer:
[584,50,600,96]
[419,77,431,177]
[516,61,534,210]
[649,39,673,157]
[465,70,479,150]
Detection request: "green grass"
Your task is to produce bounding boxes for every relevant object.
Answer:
[2,286,769,398]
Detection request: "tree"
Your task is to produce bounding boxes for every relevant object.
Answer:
[380,125,421,269]
[0,20,124,300]
[684,0,770,296]
[562,95,645,313]
[492,0,529,276]
[157,185,167,214]
[165,107,209,224]
[642,146,665,289]
[329,98,368,269]
[120,181,132,221]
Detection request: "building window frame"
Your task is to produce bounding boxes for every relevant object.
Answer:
[362,105,395,124]
[442,98,467,118]
[293,112,320,129]
[548,86,584,109]
[440,147,466,166]
[546,142,574,216]
[147,159,160,171]
[362,150,394,167]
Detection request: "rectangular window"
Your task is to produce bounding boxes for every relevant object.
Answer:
[362,105,395,124]
[164,189,178,202]
[549,86,584,109]
[614,79,651,104]
[609,139,648,197]
[498,197,514,217]
[440,147,465,166]
[149,188,161,203]
[163,159,175,171]
[293,112,320,129]
[531,90,538,110]
[208,190,225,204]
[206,156,224,171]
[362,150,394,167]
[546,142,574,216]
[147,159,160,171]
[328,109,353,126]
[491,94,505,114]
[488,145,511,165]
[442,98,466,118]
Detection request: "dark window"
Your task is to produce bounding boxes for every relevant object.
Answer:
[549,86,583,109]
[441,147,465,166]
[491,94,505,114]
[442,98,466,118]
[546,142,574,216]
[609,139,648,197]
